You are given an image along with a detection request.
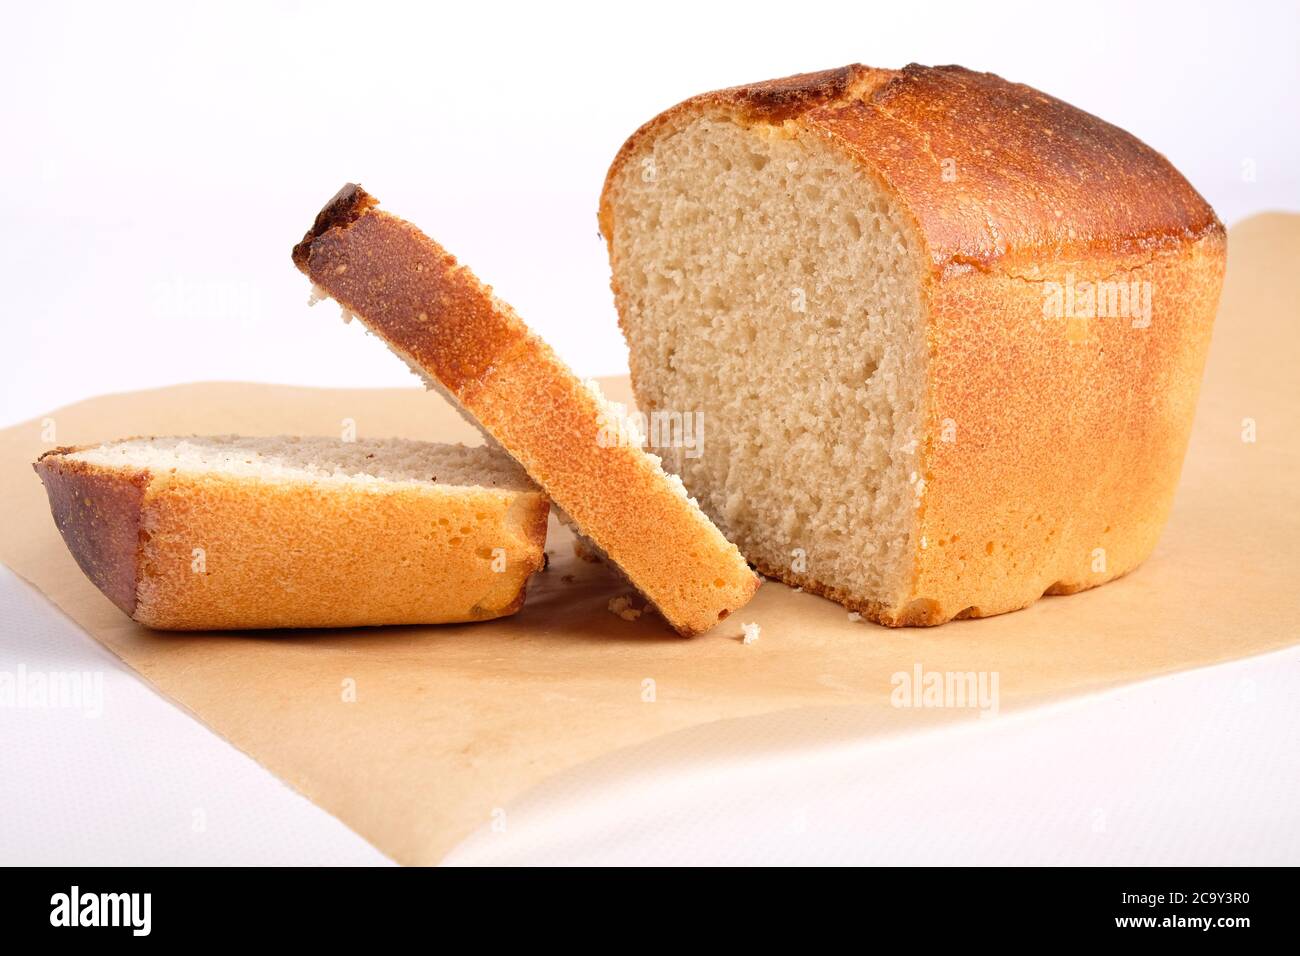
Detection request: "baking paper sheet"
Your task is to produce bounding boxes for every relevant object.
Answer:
[1,214,1295,865]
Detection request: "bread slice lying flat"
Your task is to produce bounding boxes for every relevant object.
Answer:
[599,64,1226,626]
[35,436,549,629]
[293,185,760,636]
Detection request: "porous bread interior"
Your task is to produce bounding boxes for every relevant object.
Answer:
[608,112,927,609]
[62,435,536,491]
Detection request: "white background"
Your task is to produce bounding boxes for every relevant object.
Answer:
[2,1,1298,865]
[2,0,1298,425]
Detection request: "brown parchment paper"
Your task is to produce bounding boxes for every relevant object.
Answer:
[1,214,1297,865]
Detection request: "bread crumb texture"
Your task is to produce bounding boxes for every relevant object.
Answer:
[607,595,643,621]
[607,114,926,615]
[63,435,536,491]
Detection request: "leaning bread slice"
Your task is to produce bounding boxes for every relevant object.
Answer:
[34,436,549,629]
[292,185,760,636]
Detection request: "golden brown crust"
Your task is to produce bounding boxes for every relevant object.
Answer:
[291,182,379,272]
[34,451,147,617]
[750,555,1134,627]
[294,187,760,636]
[600,64,1227,625]
[601,64,1222,270]
[907,230,1225,623]
[34,443,550,629]
[295,186,530,398]
[801,64,1223,271]
[716,64,889,122]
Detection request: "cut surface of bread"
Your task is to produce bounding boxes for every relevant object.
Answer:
[35,436,549,629]
[606,116,927,618]
[293,185,760,636]
[600,64,1227,626]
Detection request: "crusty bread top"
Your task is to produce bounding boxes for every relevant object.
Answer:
[600,64,1224,276]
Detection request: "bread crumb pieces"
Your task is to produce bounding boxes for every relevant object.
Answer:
[741,622,761,645]
[608,596,642,622]
[573,537,603,563]
[847,611,862,623]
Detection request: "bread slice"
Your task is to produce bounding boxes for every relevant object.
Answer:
[34,436,549,629]
[599,64,1226,626]
[292,185,760,636]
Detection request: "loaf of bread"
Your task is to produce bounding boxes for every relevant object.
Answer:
[34,436,549,629]
[599,64,1226,625]
[293,185,760,636]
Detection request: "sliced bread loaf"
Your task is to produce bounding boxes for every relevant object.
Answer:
[35,436,549,629]
[599,64,1226,625]
[293,186,760,636]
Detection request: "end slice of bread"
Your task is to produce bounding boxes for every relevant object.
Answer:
[293,185,760,636]
[34,436,549,630]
